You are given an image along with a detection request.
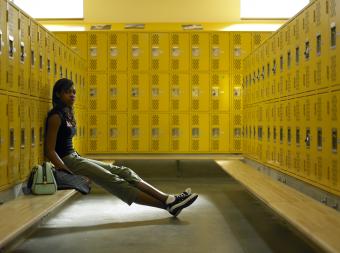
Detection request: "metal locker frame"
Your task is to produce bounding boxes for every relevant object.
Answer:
[150,73,169,112]
[128,113,149,152]
[170,113,189,152]
[210,32,229,72]
[108,113,127,152]
[190,73,209,112]
[30,19,39,97]
[190,113,209,152]
[0,0,7,91]
[210,72,229,112]
[128,33,149,72]
[150,113,170,152]
[190,33,209,72]
[170,73,189,112]
[128,73,149,111]
[88,113,108,153]
[19,96,30,180]
[88,73,108,111]
[210,113,229,152]
[108,72,128,112]
[0,93,8,188]
[88,32,108,72]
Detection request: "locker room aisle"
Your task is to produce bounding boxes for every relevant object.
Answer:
[9,160,321,253]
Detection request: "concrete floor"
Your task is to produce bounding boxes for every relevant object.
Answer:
[10,160,321,253]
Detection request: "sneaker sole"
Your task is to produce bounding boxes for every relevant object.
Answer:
[171,194,198,217]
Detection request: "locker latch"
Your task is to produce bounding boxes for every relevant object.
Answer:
[172,47,180,57]
[304,41,310,60]
[192,47,200,57]
[212,47,220,57]
[110,47,118,57]
[152,47,160,57]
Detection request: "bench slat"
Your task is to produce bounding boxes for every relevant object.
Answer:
[0,190,77,249]
[216,160,340,253]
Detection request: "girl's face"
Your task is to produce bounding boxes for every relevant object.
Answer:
[58,85,76,107]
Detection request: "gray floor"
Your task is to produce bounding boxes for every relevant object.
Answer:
[10,160,321,253]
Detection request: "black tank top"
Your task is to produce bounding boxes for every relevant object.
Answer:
[46,108,76,158]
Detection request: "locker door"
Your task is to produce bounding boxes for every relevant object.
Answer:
[30,20,39,97]
[285,23,294,97]
[8,96,20,184]
[330,91,340,191]
[329,0,340,87]
[108,113,127,152]
[150,73,169,112]
[264,103,271,165]
[170,33,189,71]
[190,113,209,152]
[210,32,229,72]
[128,113,149,152]
[128,33,149,72]
[29,99,39,171]
[88,73,108,111]
[88,32,108,72]
[38,26,47,98]
[190,33,209,71]
[68,32,88,60]
[150,33,169,72]
[6,3,19,92]
[38,101,49,163]
[129,73,149,111]
[46,32,54,99]
[0,0,7,91]
[0,93,8,187]
[150,113,169,152]
[191,73,209,111]
[293,98,303,176]
[19,11,31,96]
[108,73,127,112]
[170,73,189,112]
[88,113,108,153]
[19,97,30,180]
[278,100,287,170]
[108,32,127,72]
[285,100,293,173]
[211,73,229,112]
[292,16,303,95]
[210,113,229,152]
[257,105,264,162]
[170,114,189,152]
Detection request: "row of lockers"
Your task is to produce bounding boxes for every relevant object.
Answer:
[0,0,87,106]
[87,72,236,112]
[243,89,340,193]
[55,31,271,72]
[243,0,340,104]
[0,92,87,190]
[87,112,237,153]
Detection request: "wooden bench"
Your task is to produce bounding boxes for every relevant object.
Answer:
[216,160,340,253]
[0,190,78,251]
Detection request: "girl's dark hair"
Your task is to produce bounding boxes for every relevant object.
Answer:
[51,78,76,126]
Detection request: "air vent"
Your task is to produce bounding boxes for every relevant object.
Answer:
[125,24,145,29]
[182,24,203,30]
[90,24,112,30]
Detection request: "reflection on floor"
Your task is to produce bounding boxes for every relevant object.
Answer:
[10,160,321,253]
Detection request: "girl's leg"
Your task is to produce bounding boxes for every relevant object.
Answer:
[133,180,169,203]
[134,190,167,209]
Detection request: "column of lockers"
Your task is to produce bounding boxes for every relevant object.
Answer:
[243,0,340,195]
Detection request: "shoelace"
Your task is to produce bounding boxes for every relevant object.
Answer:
[175,191,190,201]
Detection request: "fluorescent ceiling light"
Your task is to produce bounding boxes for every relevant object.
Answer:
[43,25,86,32]
[13,0,83,19]
[222,24,282,31]
[241,0,309,19]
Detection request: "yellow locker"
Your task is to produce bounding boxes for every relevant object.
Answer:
[150,33,169,72]
[269,34,279,100]
[300,4,315,93]
[264,41,271,99]
[278,100,287,170]
[264,103,271,164]
[46,32,54,99]
[170,113,189,152]
[285,99,293,173]
[258,45,266,102]
[271,101,280,167]
[293,97,303,176]
[108,72,127,112]
[0,0,7,91]
[8,96,20,184]
[68,32,88,60]
[314,92,331,187]
[190,113,209,152]
[253,51,260,104]
[292,15,304,95]
[191,73,209,111]
[18,12,30,95]
[211,73,229,112]
[150,73,169,112]
[278,28,287,98]
[301,95,314,180]
[88,32,108,72]
[38,101,49,163]
[30,20,39,97]
[88,113,108,153]
[330,90,340,191]
[129,73,149,111]
[170,73,189,112]
[170,33,189,72]
[128,33,149,72]
[251,106,257,158]
[230,113,242,153]
[54,32,67,45]
[38,26,47,98]
[311,0,330,91]
[128,113,149,152]
[329,0,339,87]
[29,99,39,171]
[256,105,264,162]
[73,108,79,150]
[210,113,229,152]
[210,32,229,72]
[6,2,19,93]
[190,33,209,71]
[0,93,8,187]
[150,113,169,152]
[251,32,272,50]
[230,32,252,71]
[88,73,108,111]
[19,97,30,180]
[108,113,127,152]
[54,40,62,80]
[79,109,88,155]
[108,32,127,72]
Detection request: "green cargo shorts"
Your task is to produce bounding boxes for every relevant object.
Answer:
[62,152,142,205]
